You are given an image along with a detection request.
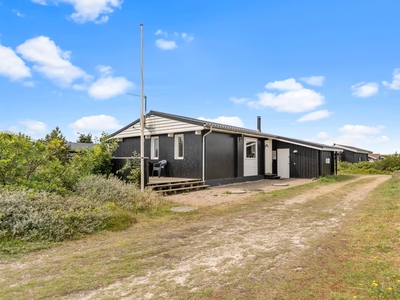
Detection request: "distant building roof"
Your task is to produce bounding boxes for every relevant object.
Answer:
[332,143,372,154]
[67,142,95,151]
[369,153,381,160]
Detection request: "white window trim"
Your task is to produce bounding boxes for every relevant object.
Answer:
[174,134,184,160]
[151,136,159,160]
[245,138,257,160]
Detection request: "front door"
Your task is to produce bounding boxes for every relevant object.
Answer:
[244,137,258,176]
[277,148,290,178]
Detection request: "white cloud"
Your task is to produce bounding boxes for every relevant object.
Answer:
[314,124,388,150]
[339,124,385,135]
[377,136,389,142]
[155,39,177,50]
[382,68,400,90]
[248,79,324,113]
[181,33,194,42]
[0,44,31,80]
[351,82,379,98]
[297,110,331,122]
[31,0,122,23]
[300,76,325,86]
[13,10,25,17]
[265,78,303,91]
[154,30,193,50]
[229,97,249,104]
[88,76,133,99]
[97,65,113,76]
[155,29,167,37]
[197,116,244,127]
[16,36,90,87]
[31,0,47,4]
[69,115,122,131]
[19,119,47,136]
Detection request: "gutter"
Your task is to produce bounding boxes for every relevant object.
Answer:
[202,126,213,182]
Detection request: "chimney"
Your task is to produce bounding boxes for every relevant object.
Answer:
[257,116,261,132]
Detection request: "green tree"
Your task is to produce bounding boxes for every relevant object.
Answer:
[117,151,141,187]
[70,132,118,176]
[77,132,93,143]
[41,127,70,164]
[0,133,65,191]
[0,131,119,193]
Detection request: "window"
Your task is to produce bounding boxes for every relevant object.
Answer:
[245,139,257,158]
[174,134,184,159]
[151,136,159,159]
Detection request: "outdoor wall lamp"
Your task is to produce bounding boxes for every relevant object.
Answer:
[293,150,298,154]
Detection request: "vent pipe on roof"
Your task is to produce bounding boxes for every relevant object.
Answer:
[257,116,261,132]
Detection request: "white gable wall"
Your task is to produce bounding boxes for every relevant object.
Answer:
[112,115,204,139]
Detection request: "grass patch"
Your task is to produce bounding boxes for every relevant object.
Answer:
[203,173,400,299]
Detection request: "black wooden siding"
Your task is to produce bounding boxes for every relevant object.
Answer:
[320,151,335,176]
[204,133,265,185]
[340,150,368,163]
[111,130,335,183]
[274,141,334,178]
[205,132,237,180]
[112,132,202,179]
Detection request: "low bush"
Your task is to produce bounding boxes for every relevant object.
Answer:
[73,174,163,212]
[338,154,400,175]
[0,190,105,242]
[0,175,163,251]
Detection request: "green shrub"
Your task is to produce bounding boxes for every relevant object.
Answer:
[337,155,400,175]
[73,174,163,212]
[0,131,118,194]
[0,190,107,242]
[116,151,141,187]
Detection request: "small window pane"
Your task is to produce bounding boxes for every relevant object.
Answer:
[178,137,183,157]
[175,134,184,159]
[246,141,256,158]
[151,137,159,159]
[154,138,159,158]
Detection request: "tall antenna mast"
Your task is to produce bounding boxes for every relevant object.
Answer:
[140,24,145,192]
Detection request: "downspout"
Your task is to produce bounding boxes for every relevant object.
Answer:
[202,126,213,182]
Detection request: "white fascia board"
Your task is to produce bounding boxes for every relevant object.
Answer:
[277,138,338,151]
[208,127,276,139]
[335,145,371,154]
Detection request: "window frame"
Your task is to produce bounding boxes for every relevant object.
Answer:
[245,138,257,159]
[151,136,159,160]
[174,134,184,160]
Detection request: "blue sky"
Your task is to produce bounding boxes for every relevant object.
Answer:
[1,1,399,154]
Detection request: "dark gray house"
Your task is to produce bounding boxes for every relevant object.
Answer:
[109,111,340,186]
[332,143,372,163]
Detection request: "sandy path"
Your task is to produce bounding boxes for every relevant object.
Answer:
[58,175,390,299]
[164,178,313,207]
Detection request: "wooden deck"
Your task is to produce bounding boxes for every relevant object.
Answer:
[147,177,209,195]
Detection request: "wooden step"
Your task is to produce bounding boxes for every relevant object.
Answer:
[156,185,210,195]
[148,179,202,188]
[148,179,209,195]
